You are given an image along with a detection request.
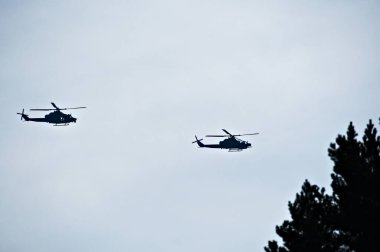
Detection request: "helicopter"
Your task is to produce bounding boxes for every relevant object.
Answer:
[17,102,86,126]
[192,129,259,152]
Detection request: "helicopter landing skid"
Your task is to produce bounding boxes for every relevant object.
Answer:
[228,149,243,152]
[53,124,69,126]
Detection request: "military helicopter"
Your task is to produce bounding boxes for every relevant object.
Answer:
[17,102,86,126]
[192,129,259,152]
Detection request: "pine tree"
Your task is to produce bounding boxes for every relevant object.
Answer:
[328,120,380,251]
[265,119,380,252]
[264,181,338,252]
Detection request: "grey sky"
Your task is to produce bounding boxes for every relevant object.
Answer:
[1,1,380,251]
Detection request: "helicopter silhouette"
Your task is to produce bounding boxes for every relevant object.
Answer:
[17,102,86,126]
[192,129,259,152]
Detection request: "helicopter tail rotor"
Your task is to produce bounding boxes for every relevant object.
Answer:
[17,109,24,120]
[192,135,203,144]
[17,109,29,121]
[192,135,205,147]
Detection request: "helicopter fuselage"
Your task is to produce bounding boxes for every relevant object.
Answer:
[17,102,85,126]
[195,137,251,150]
[20,111,77,125]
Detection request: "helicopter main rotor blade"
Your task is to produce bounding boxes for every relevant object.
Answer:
[222,129,234,137]
[222,129,259,137]
[51,103,85,111]
[205,135,229,137]
[31,106,86,111]
[51,102,60,110]
[59,106,86,110]
[233,133,259,136]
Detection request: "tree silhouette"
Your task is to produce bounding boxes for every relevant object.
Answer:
[329,120,380,251]
[265,181,339,252]
[265,119,380,252]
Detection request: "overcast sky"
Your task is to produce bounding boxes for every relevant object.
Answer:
[1,1,380,251]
